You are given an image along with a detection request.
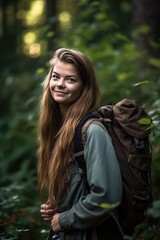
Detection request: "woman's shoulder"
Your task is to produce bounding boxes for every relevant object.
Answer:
[87,120,107,133]
[86,121,111,141]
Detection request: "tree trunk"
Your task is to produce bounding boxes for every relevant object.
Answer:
[1,0,7,40]
[45,0,58,50]
[132,0,160,57]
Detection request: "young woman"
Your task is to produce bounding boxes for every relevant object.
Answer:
[37,48,123,240]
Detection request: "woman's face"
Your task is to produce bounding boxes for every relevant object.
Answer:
[49,60,83,114]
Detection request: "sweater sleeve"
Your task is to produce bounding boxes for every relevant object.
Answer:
[59,123,122,231]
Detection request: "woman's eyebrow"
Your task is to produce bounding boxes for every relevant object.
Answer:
[52,71,60,76]
[52,71,77,78]
[66,75,77,78]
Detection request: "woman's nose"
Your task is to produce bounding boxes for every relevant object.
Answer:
[57,78,65,88]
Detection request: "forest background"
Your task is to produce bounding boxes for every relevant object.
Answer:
[0,0,160,239]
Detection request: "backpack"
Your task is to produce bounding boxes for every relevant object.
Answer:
[74,98,153,235]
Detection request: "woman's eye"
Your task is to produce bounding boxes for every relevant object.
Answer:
[67,78,76,83]
[52,75,59,80]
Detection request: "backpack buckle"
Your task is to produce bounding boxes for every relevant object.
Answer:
[134,138,145,149]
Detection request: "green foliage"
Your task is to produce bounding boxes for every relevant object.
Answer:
[52,0,158,106]
[148,201,160,218]
[0,180,49,240]
[0,0,160,239]
[0,71,47,239]
[124,201,160,240]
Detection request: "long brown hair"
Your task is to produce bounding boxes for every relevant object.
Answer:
[37,48,100,203]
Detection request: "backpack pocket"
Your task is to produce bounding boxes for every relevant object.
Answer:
[128,154,152,210]
[129,154,152,171]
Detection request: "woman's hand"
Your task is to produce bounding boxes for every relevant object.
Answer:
[40,203,55,221]
[51,213,62,232]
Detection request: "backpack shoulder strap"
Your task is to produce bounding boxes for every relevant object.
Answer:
[75,113,97,152]
[74,109,112,171]
[74,112,98,171]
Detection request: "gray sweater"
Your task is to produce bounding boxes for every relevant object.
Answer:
[57,123,122,240]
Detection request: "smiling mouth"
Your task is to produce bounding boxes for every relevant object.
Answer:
[54,91,68,94]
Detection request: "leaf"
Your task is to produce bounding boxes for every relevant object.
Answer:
[149,57,160,68]
[138,118,151,125]
[47,31,55,38]
[99,202,120,210]
[36,68,45,75]
[146,124,156,131]
[133,80,150,86]
[148,200,160,218]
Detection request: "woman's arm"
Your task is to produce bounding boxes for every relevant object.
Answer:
[56,123,122,231]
